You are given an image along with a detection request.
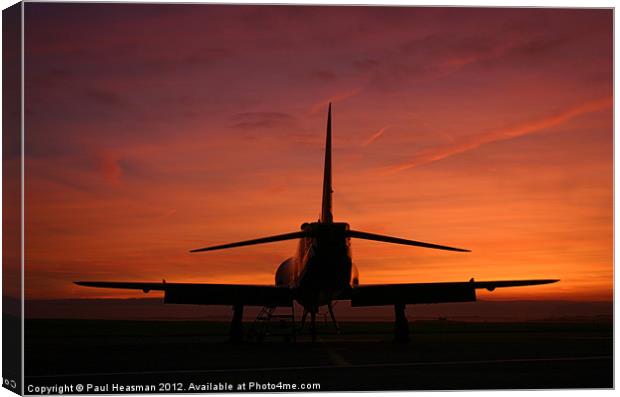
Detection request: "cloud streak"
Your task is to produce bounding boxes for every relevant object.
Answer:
[388,97,612,173]
[99,151,124,185]
[230,111,296,130]
[363,125,390,147]
[310,88,361,114]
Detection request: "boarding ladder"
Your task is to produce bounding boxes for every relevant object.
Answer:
[247,304,296,343]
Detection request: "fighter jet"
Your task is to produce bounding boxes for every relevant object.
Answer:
[76,104,558,342]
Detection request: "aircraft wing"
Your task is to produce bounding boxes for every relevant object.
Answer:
[74,281,293,306]
[350,279,558,306]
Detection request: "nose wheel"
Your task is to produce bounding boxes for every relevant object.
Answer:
[297,307,317,342]
[299,302,339,342]
[297,304,318,342]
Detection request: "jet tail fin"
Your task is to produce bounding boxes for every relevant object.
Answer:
[320,103,333,223]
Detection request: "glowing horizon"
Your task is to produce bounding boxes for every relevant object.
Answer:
[23,4,612,301]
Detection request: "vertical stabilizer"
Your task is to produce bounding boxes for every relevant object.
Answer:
[321,103,333,223]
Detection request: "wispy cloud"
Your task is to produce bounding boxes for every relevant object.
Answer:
[388,96,612,173]
[99,151,124,185]
[230,111,296,130]
[310,88,361,114]
[363,125,390,147]
[84,88,128,108]
[310,69,338,82]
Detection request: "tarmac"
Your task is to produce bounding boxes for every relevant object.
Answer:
[24,319,613,392]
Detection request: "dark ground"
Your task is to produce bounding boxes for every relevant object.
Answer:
[24,319,613,392]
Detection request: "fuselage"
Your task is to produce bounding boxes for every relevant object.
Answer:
[275,222,359,312]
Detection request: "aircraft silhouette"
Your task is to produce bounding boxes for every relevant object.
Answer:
[76,104,558,342]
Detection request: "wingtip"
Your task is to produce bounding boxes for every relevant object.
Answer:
[536,279,560,285]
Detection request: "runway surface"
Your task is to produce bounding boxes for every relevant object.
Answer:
[24,319,612,392]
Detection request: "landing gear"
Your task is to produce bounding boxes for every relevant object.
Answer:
[299,301,338,341]
[394,303,409,343]
[300,308,308,331]
[328,302,340,333]
[229,304,244,343]
[310,310,317,342]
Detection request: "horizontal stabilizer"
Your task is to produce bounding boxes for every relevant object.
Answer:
[190,231,309,253]
[346,230,470,252]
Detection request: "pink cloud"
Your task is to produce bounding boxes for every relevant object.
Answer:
[388,96,612,173]
[363,125,390,147]
[99,151,123,185]
[310,88,361,114]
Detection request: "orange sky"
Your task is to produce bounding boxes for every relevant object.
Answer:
[22,5,612,301]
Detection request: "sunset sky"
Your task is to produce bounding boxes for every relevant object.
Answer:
[23,4,612,301]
